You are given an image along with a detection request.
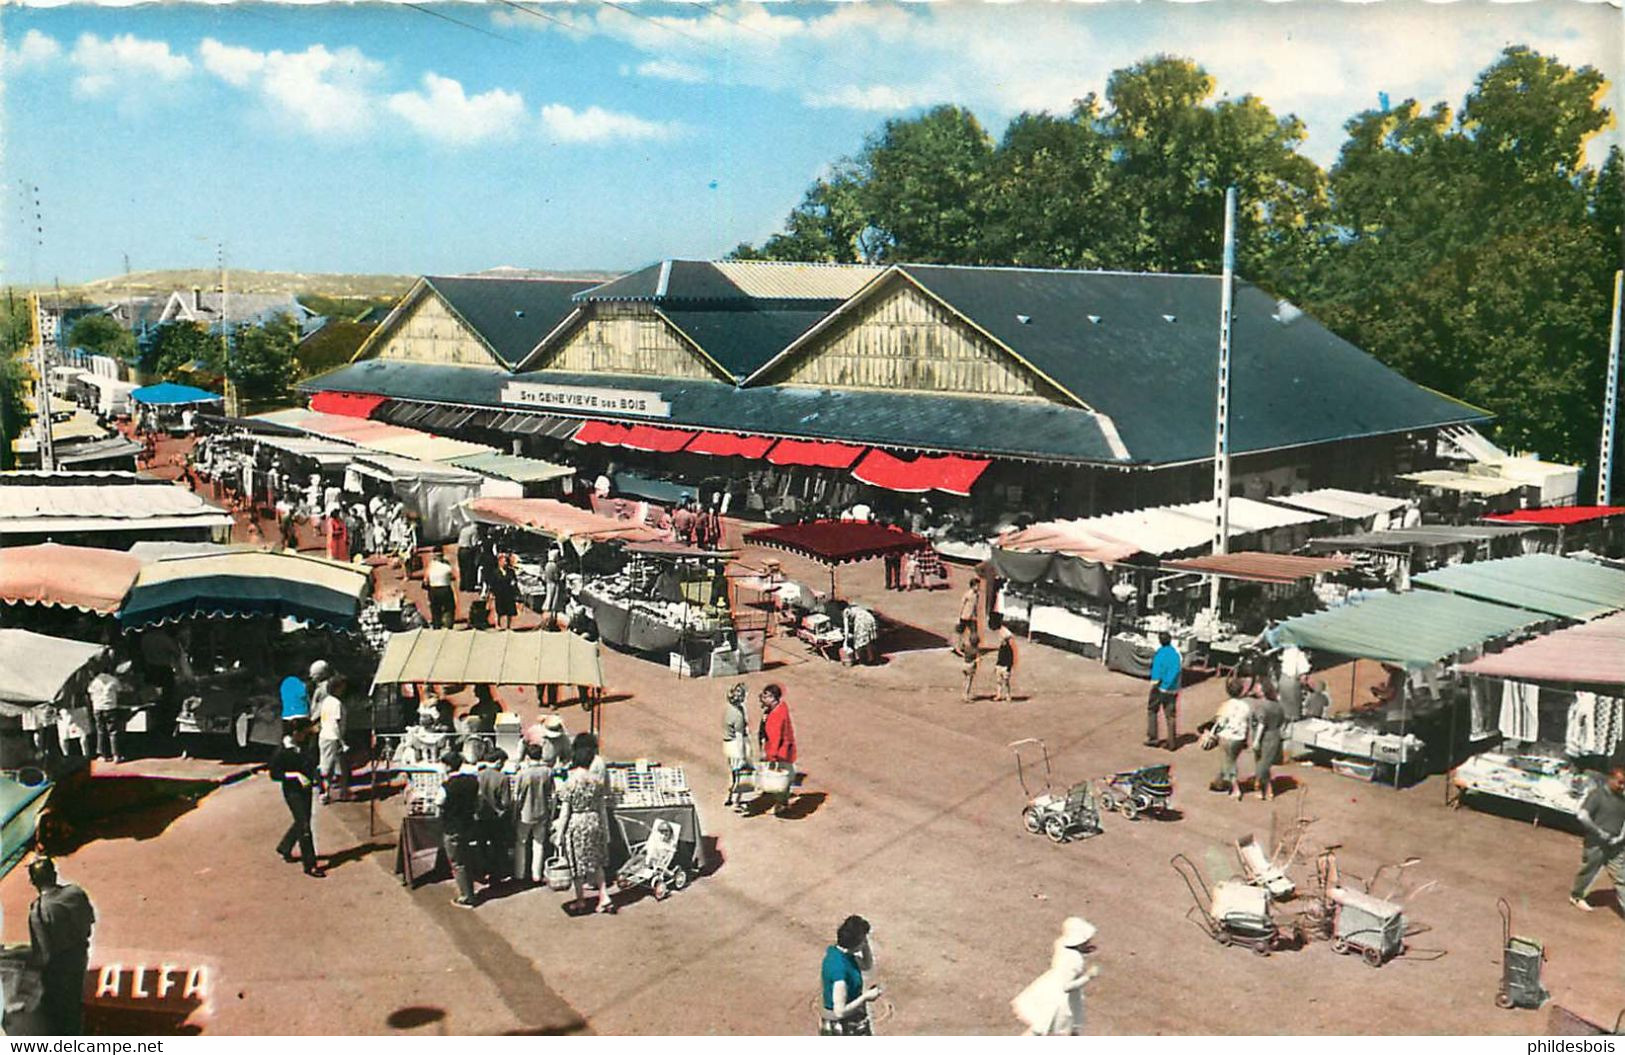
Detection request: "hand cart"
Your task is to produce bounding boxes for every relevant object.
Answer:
[1496,897,1548,1009]
[1328,886,1405,967]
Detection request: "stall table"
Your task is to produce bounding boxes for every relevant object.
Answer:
[606,764,707,874]
[1450,751,1591,819]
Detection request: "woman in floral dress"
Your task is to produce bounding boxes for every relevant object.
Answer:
[557,736,615,914]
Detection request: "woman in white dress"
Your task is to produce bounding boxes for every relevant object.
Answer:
[1012,917,1099,1036]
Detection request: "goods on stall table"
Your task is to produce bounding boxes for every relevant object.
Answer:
[401,765,446,815]
[609,764,692,808]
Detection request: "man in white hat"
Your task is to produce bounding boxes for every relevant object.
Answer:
[1012,917,1100,1036]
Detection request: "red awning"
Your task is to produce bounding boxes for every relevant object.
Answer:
[685,431,777,460]
[310,391,387,418]
[573,420,634,447]
[1484,506,1625,526]
[852,450,992,497]
[766,438,867,470]
[744,521,930,565]
[620,424,698,454]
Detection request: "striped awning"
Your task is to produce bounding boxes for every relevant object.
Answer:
[118,550,372,631]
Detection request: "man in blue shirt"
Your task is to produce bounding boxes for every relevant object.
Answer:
[280,674,311,737]
[1146,631,1182,751]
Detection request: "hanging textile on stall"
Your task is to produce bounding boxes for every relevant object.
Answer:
[1498,680,1539,742]
[1468,679,1498,741]
[1568,692,1625,758]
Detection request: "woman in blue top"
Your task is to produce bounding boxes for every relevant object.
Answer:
[820,915,881,1035]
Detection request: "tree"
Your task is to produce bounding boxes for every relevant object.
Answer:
[228,313,300,405]
[979,98,1118,268]
[148,321,221,379]
[737,162,878,263]
[859,105,995,263]
[1301,46,1616,467]
[66,314,136,362]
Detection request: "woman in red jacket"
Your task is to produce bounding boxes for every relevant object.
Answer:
[757,684,797,817]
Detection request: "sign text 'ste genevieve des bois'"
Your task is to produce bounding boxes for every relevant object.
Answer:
[501,382,672,419]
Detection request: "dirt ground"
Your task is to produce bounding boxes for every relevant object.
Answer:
[5,436,1622,1035]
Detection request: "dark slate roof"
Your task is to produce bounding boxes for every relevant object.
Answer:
[301,360,1121,464]
[661,307,831,380]
[897,265,1487,464]
[425,275,595,368]
[575,261,740,304]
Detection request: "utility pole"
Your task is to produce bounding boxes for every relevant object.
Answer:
[220,243,239,418]
[1598,270,1623,506]
[28,291,54,470]
[1209,186,1238,613]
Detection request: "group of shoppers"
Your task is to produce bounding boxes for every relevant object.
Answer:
[953,578,1017,703]
[721,682,798,816]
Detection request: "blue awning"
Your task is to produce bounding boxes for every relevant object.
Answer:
[131,382,225,406]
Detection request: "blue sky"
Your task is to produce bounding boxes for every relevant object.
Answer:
[2,0,1619,285]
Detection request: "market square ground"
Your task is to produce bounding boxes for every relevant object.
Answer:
[2,530,1621,1036]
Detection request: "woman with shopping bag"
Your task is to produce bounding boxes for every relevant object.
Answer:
[757,684,797,817]
[1012,917,1100,1036]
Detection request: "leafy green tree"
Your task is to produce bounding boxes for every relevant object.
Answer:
[1302,46,1616,467]
[228,313,300,405]
[149,321,221,379]
[738,162,878,263]
[979,99,1117,268]
[859,105,995,263]
[66,314,136,362]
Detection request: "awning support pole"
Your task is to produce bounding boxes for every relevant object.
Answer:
[1598,269,1622,505]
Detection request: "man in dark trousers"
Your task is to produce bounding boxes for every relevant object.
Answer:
[28,858,95,1035]
[475,748,513,882]
[1571,765,1625,915]
[270,721,326,878]
[438,750,481,907]
[1145,631,1182,751]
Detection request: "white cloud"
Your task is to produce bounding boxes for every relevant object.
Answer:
[199,38,382,136]
[2,29,62,71]
[69,32,191,99]
[635,58,708,84]
[538,103,680,144]
[803,84,944,112]
[199,38,266,87]
[387,73,525,145]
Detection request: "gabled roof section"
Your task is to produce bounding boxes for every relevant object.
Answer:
[575,259,883,306]
[658,306,832,381]
[896,264,1486,464]
[426,275,596,369]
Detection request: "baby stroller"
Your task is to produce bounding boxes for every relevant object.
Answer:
[1172,853,1301,956]
[1010,738,1102,844]
[1098,763,1173,821]
[614,819,690,900]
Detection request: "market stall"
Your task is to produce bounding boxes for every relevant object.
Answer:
[1449,612,1625,820]
[1266,488,1416,533]
[992,498,1326,661]
[349,454,484,545]
[130,383,223,433]
[1483,506,1625,558]
[1306,523,1557,587]
[117,551,374,749]
[577,541,743,675]
[74,374,139,419]
[370,628,628,885]
[0,473,235,547]
[1159,552,1355,672]
[1277,590,1553,786]
[0,629,109,771]
[446,451,573,499]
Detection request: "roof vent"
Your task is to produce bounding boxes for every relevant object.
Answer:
[1086,315,1101,325]
[514,310,526,318]
[1016,314,1032,325]
[1272,299,1304,324]
[1161,314,1177,323]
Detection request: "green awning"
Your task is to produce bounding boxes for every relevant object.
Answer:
[1413,553,1625,621]
[447,451,573,484]
[1278,591,1548,667]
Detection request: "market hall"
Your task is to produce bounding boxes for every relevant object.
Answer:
[297,260,1488,534]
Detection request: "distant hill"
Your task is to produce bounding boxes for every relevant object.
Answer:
[58,266,620,303]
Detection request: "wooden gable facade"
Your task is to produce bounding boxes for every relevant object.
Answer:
[524,303,726,382]
[364,282,498,368]
[751,273,1070,404]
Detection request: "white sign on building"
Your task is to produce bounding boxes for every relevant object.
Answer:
[500,382,671,419]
